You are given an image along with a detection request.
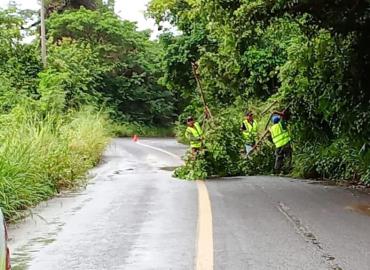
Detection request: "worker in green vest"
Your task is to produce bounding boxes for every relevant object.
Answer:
[241,111,258,155]
[269,112,292,174]
[185,116,204,155]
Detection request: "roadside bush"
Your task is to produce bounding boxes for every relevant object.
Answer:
[362,168,370,184]
[150,0,370,184]
[293,139,370,183]
[204,108,245,177]
[0,106,110,220]
[174,107,369,182]
[111,122,174,137]
[174,152,212,180]
[173,106,276,180]
[47,8,176,125]
[240,143,275,176]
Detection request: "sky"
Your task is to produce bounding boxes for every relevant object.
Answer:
[0,0,162,38]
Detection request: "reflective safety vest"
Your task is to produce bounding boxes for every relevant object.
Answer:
[270,122,291,148]
[242,120,258,144]
[186,122,203,148]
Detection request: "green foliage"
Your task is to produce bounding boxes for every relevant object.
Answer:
[46,0,101,12]
[0,107,110,220]
[204,108,245,177]
[293,139,370,182]
[174,152,211,180]
[0,5,178,220]
[173,104,275,180]
[111,122,174,138]
[40,39,106,109]
[0,9,41,101]
[241,144,275,176]
[149,0,370,183]
[47,8,175,125]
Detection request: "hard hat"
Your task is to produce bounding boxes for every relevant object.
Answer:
[272,115,280,124]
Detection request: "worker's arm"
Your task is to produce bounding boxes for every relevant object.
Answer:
[185,130,192,141]
[240,122,246,131]
[273,108,290,121]
[267,132,273,143]
[272,110,285,118]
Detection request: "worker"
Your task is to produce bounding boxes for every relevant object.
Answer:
[241,111,258,155]
[269,111,292,174]
[185,116,204,155]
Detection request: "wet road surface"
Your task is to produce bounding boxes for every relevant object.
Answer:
[8,138,370,270]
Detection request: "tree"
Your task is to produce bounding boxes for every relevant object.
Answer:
[47,0,98,13]
[148,0,370,181]
[46,8,175,124]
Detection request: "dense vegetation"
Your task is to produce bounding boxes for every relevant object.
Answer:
[1,0,369,218]
[148,0,370,183]
[0,1,175,219]
[44,7,175,125]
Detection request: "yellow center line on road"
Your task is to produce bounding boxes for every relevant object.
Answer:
[196,180,214,270]
[135,141,214,270]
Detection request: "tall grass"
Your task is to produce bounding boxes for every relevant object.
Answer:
[0,106,110,220]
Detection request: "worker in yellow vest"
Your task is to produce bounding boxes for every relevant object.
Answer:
[269,113,292,174]
[185,116,204,155]
[241,111,258,155]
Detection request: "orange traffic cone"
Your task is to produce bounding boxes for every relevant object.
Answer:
[132,134,139,142]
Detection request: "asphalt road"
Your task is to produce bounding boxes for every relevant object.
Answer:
[8,138,370,270]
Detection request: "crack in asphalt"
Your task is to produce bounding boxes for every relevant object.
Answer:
[276,202,343,270]
[253,183,344,270]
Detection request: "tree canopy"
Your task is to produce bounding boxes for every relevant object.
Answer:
[0,1,369,182]
[148,0,370,181]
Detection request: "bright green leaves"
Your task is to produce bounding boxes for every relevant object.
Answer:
[279,29,365,141]
[0,9,41,111]
[148,0,201,28]
[47,8,141,58]
[45,8,175,125]
[173,106,275,180]
[38,39,105,112]
[148,0,370,182]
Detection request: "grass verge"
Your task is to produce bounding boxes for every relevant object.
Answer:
[0,107,110,221]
